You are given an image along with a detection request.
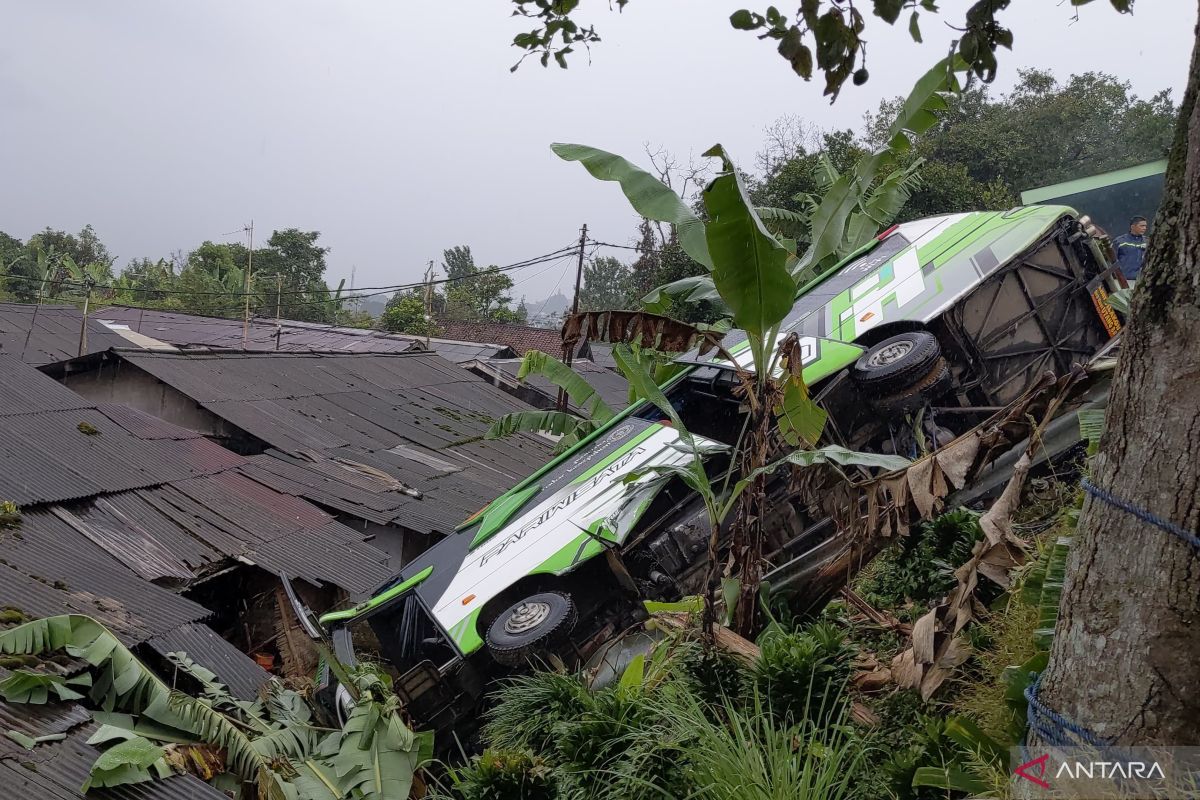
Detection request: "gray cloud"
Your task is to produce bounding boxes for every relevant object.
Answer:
[1,0,1194,300]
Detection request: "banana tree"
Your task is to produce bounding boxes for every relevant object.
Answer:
[556,124,921,632]
[486,349,617,451]
[0,614,429,799]
[485,341,691,451]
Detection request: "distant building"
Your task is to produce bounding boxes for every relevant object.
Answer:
[434,319,582,357]
[1021,159,1168,237]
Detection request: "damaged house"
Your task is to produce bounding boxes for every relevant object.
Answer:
[42,348,555,563]
[0,355,400,798]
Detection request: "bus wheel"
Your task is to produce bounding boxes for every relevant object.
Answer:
[485,591,577,666]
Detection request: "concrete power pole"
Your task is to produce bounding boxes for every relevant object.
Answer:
[241,219,254,349]
[557,223,588,411]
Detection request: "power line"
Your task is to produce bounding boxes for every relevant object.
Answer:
[0,244,581,300]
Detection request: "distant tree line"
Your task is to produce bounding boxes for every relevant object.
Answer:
[0,225,363,325]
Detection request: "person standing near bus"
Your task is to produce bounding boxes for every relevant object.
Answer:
[1112,215,1150,280]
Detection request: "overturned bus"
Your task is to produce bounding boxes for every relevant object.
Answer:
[303,206,1124,732]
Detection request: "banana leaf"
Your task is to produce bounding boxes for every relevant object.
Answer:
[517,350,615,421]
[552,143,712,269]
[701,144,796,362]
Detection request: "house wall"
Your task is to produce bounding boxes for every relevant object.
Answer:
[60,359,242,441]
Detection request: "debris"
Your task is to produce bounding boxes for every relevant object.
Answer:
[890,368,1085,700]
[76,421,100,435]
[840,587,911,635]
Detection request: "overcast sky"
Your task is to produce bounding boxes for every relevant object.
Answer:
[2,1,1195,303]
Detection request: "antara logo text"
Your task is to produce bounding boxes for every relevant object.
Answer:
[1014,753,1166,788]
[477,447,646,568]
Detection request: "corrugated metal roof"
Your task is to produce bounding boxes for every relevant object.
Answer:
[93,403,205,440]
[0,509,210,645]
[145,623,270,701]
[115,350,553,536]
[92,306,516,362]
[0,303,128,367]
[0,407,227,505]
[0,355,395,596]
[434,319,578,356]
[0,354,92,416]
[0,714,227,799]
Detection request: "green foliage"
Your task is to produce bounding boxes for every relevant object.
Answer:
[867,69,1176,221]
[518,351,615,422]
[553,143,712,273]
[702,144,796,358]
[856,508,982,612]
[483,671,595,754]
[82,732,170,791]
[578,255,634,311]
[451,749,557,800]
[381,292,436,336]
[509,0,1134,98]
[458,643,865,800]
[0,614,427,798]
[752,621,853,726]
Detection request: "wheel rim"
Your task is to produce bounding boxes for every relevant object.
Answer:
[867,340,913,367]
[504,601,552,633]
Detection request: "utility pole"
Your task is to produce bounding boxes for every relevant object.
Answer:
[423,260,435,348]
[274,273,283,351]
[241,219,254,349]
[557,223,588,411]
[77,278,94,357]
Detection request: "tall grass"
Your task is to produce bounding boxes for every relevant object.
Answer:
[439,629,865,800]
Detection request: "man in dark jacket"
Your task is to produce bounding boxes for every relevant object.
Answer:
[1111,215,1149,280]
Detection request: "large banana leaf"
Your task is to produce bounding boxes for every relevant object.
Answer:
[517,350,615,422]
[612,344,694,453]
[330,672,421,800]
[486,410,594,444]
[640,274,722,313]
[731,445,911,507]
[552,143,712,269]
[701,144,796,365]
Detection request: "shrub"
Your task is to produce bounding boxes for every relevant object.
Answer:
[674,638,747,710]
[449,749,557,800]
[482,671,593,754]
[856,508,982,611]
[752,621,853,726]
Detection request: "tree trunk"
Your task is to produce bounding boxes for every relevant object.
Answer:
[1039,7,1200,745]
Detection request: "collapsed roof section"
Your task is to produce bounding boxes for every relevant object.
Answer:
[0,354,394,602]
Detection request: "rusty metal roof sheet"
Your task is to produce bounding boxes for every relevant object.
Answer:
[0,509,211,645]
[114,350,553,536]
[0,356,394,596]
[145,623,270,701]
[0,407,229,506]
[0,303,128,367]
[0,713,227,799]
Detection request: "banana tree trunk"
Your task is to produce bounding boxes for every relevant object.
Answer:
[1037,11,1200,745]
